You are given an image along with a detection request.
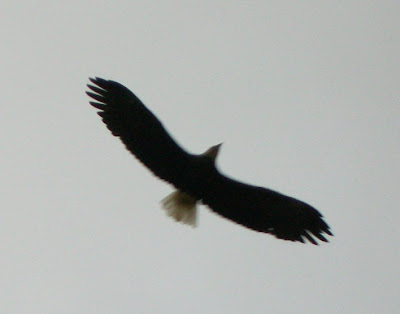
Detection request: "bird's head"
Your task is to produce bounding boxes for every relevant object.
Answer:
[202,143,222,163]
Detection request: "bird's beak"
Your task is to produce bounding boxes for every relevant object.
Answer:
[214,143,223,155]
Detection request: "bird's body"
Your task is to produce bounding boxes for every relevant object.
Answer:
[87,77,333,244]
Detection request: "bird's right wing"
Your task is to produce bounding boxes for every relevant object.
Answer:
[86,77,195,189]
[201,173,333,244]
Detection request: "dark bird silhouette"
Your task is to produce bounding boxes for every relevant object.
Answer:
[86,77,333,244]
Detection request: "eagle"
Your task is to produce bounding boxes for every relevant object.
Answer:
[86,77,333,245]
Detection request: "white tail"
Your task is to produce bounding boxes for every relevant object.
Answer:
[161,190,198,227]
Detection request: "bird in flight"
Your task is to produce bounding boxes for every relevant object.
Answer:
[86,77,333,245]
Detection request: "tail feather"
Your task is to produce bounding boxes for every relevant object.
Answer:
[161,190,198,227]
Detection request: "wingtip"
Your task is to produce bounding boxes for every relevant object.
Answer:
[89,77,97,84]
[89,101,106,110]
[315,233,328,243]
[88,77,110,90]
[89,76,105,84]
[304,232,319,245]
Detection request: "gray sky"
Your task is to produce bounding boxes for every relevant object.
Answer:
[2,1,399,313]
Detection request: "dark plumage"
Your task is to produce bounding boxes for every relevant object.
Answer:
[86,77,333,245]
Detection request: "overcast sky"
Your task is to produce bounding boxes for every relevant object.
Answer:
[2,1,399,313]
